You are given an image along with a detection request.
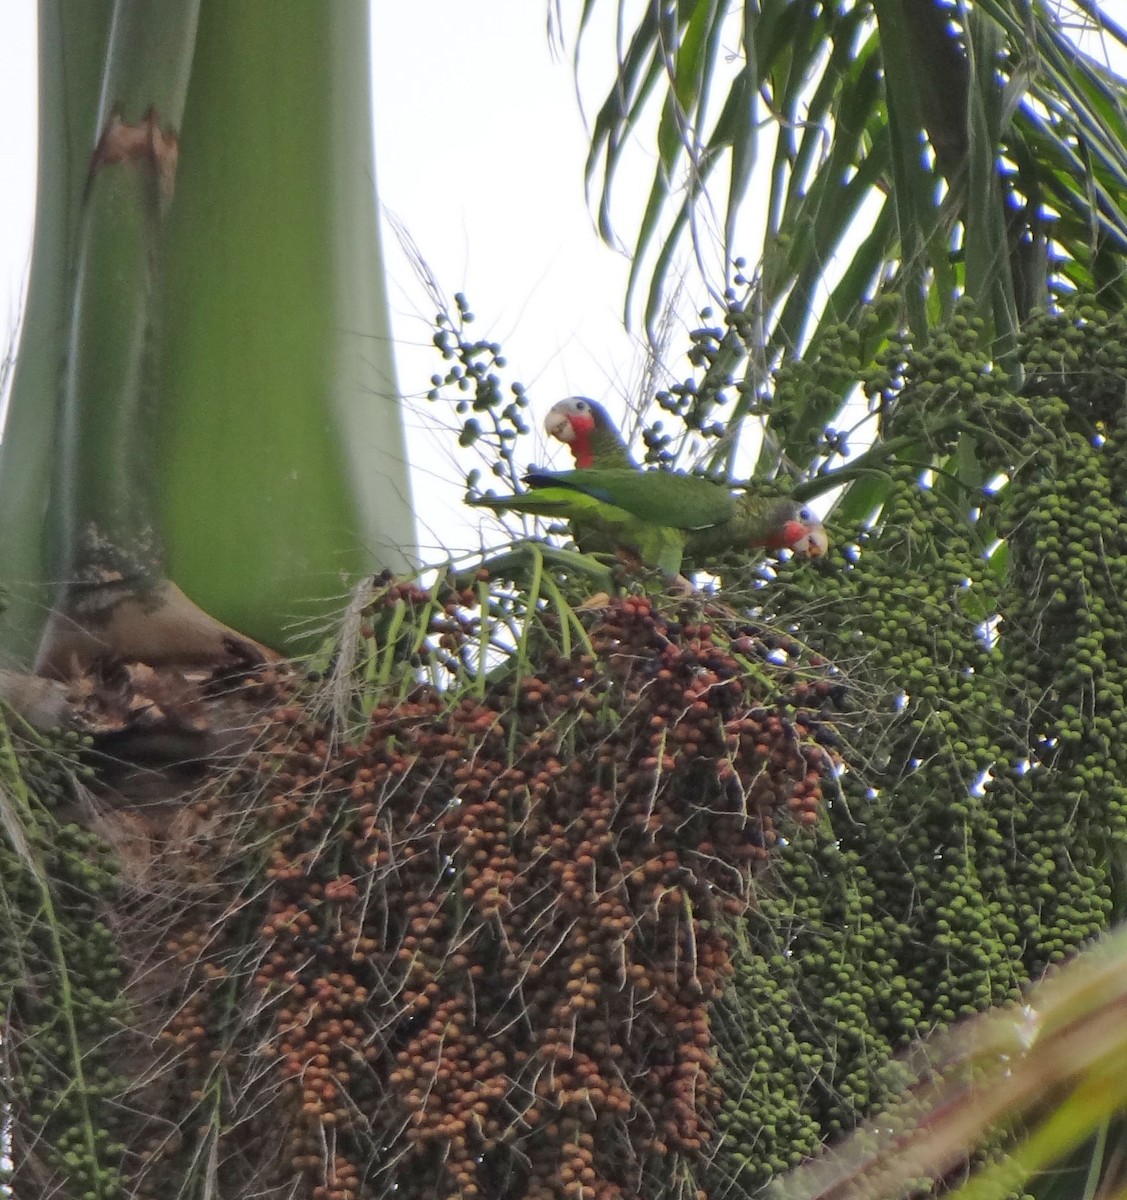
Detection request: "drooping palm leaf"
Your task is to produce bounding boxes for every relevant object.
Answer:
[766,923,1127,1200]
[573,0,1127,499]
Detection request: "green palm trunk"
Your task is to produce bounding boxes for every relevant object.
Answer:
[0,0,415,669]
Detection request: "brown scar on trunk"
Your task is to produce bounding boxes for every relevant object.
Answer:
[87,105,179,202]
[35,579,282,681]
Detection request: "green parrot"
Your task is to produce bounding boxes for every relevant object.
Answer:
[469,467,829,582]
[542,397,637,559]
[544,397,636,469]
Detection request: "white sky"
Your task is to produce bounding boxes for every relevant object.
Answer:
[370,2,661,560]
[0,3,675,566]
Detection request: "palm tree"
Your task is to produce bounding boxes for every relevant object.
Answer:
[0,4,419,1197]
[5,3,1127,1199]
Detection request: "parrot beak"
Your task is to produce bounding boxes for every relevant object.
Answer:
[793,523,829,557]
[544,406,576,443]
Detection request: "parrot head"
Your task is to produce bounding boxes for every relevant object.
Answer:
[771,504,829,557]
[545,396,622,468]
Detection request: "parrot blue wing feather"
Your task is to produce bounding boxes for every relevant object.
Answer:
[522,469,621,505]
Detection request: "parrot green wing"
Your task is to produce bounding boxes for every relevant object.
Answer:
[468,480,689,577]
[524,468,736,530]
[469,472,827,581]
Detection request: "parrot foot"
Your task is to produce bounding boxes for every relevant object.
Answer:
[665,574,697,597]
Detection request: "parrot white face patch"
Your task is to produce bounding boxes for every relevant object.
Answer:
[795,526,830,557]
[544,408,578,442]
[545,397,597,445]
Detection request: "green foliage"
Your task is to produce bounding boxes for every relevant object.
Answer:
[705,297,1127,1195]
[0,723,128,1200]
[572,0,1127,500]
[770,925,1127,1200]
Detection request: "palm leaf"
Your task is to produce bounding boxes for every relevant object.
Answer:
[572,0,1127,519]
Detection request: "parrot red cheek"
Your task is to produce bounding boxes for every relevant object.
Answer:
[772,519,828,554]
[760,521,803,550]
[567,415,598,467]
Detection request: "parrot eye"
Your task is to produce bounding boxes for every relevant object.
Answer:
[575,399,590,412]
[799,506,815,522]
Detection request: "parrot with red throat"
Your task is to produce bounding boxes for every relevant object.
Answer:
[545,397,636,469]
[469,466,828,582]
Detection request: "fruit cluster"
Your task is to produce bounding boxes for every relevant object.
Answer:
[14,295,1127,1200]
[129,588,834,1200]
[0,732,128,1200]
[708,298,1127,1192]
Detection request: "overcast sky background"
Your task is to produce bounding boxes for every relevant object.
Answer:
[0,3,687,565]
[370,2,669,559]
